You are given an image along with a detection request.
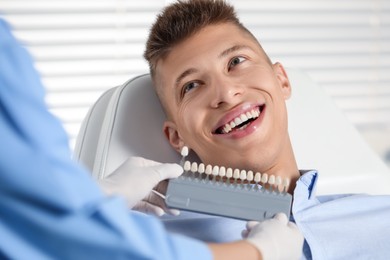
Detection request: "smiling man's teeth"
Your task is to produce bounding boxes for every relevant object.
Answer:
[222,108,260,134]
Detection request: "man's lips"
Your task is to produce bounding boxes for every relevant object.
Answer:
[213,105,265,135]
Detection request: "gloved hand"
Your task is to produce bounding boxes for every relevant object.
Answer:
[98,157,183,216]
[241,213,304,260]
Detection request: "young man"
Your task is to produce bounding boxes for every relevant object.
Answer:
[0,16,304,260]
[144,0,390,259]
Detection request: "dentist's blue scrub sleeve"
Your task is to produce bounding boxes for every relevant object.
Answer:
[0,19,212,260]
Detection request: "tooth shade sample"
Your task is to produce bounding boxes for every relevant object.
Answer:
[226,168,233,178]
[191,162,198,172]
[276,176,282,189]
[233,169,240,179]
[205,165,212,175]
[283,179,290,191]
[254,172,261,183]
[261,173,268,184]
[247,171,254,182]
[180,146,189,156]
[212,165,219,176]
[240,170,247,181]
[219,166,226,177]
[198,163,205,174]
[268,175,275,185]
[181,146,189,156]
[184,161,191,171]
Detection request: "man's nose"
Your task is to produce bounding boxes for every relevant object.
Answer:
[209,77,243,108]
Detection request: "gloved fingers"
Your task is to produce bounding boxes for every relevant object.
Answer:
[273,212,288,224]
[242,221,260,239]
[132,201,165,217]
[241,229,249,239]
[243,214,289,239]
[127,157,183,180]
[244,213,304,260]
[246,220,259,230]
[287,221,300,230]
[100,156,184,214]
[153,180,169,196]
[153,163,183,180]
[128,156,161,167]
[143,190,180,216]
[120,157,182,184]
[133,200,180,217]
[166,208,180,216]
[152,180,183,215]
[149,192,181,216]
[144,190,165,204]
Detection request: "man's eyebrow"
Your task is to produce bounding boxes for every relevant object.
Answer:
[218,44,252,59]
[175,68,198,87]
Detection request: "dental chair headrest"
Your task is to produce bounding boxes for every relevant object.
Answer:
[74,68,390,195]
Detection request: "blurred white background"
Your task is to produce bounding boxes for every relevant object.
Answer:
[1,0,389,168]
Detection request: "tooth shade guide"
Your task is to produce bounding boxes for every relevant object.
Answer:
[180,160,289,193]
[167,155,293,221]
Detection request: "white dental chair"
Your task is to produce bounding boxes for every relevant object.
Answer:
[73,68,390,195]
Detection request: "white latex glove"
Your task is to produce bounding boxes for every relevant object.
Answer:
[241,213,304,260]
[98,157,183,216]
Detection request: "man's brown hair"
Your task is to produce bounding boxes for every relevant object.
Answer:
[144,0,256,78]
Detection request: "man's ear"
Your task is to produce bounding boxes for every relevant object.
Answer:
[163,120,184,153]
[273,62,292,100]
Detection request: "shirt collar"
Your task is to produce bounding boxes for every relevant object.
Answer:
[296,170,319,200]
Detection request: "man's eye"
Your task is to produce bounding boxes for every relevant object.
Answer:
[181,81,199,97]
[228,56,245,70]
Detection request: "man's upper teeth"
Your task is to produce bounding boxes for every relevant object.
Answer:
[222,108,260,134]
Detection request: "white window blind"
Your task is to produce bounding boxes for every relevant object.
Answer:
[2,0,390,166]
[1,0,165,149]
[232,0,390,166]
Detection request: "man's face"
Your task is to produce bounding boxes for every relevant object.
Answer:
[155,23,292,172]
